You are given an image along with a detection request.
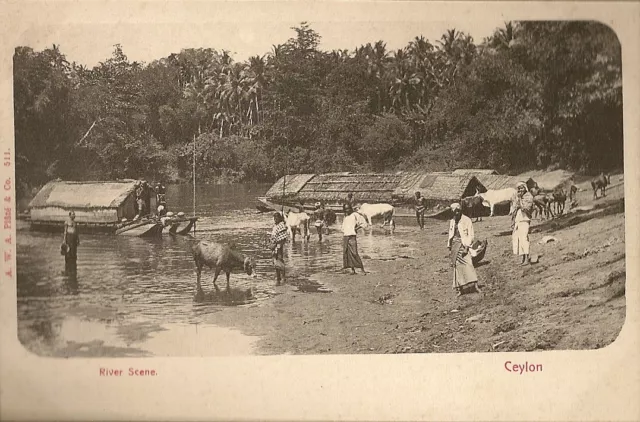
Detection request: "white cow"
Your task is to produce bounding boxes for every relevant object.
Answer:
[283,211,310,242]
[356,203,395,230]
[477,188,516,217]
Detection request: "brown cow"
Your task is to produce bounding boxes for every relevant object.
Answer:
[591,172,611,199]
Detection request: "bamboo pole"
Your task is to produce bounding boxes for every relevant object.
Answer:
[193,133,196,234]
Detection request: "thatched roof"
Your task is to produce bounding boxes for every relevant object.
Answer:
[473,174,520,191]
[452,169,499,175]
[265,174,316,199]
[28,180,138,209]
[393,173,485,202]
[296,173,403,203]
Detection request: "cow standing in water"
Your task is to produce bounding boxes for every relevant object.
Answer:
[284,210,311,242]
[192,241,257,300]
[591,173,611,199]
[357,203,395,231]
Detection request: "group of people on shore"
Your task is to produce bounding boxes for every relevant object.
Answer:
[267,181,535,297]
[447,181,534,296]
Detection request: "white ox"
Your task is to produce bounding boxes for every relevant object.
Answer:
[477,188,516,217]
[356,203,395,230]
[283,211,310,242]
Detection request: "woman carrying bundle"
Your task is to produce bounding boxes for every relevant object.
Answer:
[270,212,288,286]
[511,181,535,265]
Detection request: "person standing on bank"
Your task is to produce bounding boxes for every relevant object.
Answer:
[511,181,535,265]
[447,203,481,296]
[415,191,427,230]
[62,211,80,273]
[342,204,367,275]
[270,212,288,286]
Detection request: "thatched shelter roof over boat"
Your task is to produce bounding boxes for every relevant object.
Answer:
[28,180,138,209]
[392,173,485,203]
[264,174,316,199]
[28,179,148,225]
[472,174,520,191]
[296,173,403,204]
[452,168,499,175]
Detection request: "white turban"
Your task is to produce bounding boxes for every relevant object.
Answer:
[450,203,461,211]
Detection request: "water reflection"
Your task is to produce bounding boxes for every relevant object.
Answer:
[17,183,419,357]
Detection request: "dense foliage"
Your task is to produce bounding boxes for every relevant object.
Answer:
[14,21,622,197]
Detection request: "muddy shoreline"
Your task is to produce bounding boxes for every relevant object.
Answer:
[206,194,626,355]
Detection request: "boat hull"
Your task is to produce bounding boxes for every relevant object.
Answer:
[115,220,164,237]
[161,217,198,235]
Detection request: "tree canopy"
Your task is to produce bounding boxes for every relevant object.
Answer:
[14,21,623,197]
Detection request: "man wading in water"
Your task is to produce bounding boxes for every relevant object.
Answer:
[62,211,80,274]
[415,191,427,230]
[341,204,367,275]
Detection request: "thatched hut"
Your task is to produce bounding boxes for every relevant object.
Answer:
[471,174,520,192]
[393,173,486,211]
[28,179,154,230]
[264,174,316,201]
[295,173,403,206]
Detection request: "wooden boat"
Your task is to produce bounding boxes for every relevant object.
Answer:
[115,218,164,237]
[27,179,163,237]
[161,215,198,235]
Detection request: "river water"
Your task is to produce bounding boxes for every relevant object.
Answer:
[16,183,419,357]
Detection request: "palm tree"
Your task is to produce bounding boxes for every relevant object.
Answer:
[247,55,267,125]
[219,62,250,135]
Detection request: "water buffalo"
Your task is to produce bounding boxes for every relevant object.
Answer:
[193,241,257,299]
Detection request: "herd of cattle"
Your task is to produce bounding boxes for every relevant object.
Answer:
[190,172,613,298]
[462,172,612,222]
[284,172,613,237]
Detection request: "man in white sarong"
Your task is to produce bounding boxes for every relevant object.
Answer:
[447,203,481,296]
[342,204,367,275]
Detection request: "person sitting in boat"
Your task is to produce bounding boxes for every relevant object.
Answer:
[157,204,167,217]
[155,181,167,206]
[160,211,175,227]
[133,181,141,215]
[134,197,147,220]
[141,181,152,215]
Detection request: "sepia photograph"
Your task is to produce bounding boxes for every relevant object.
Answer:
[1,1,639,420]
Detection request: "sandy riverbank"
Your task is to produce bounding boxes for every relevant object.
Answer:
[198,180,626,355]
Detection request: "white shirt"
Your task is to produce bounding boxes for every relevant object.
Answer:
[342,212,367,236]
[447,214,475,248]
